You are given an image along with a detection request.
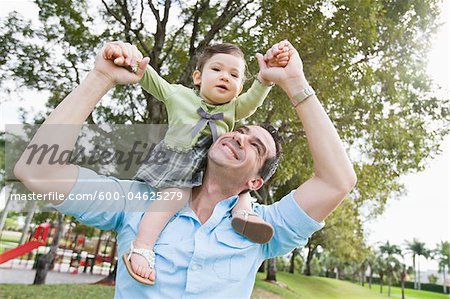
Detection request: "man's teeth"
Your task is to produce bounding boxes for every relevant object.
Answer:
[225,145,237,159]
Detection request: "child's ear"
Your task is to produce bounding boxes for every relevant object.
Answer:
[192,70,202,86]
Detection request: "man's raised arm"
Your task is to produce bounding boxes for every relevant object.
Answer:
[14,42,149,200]
[257,41,357,222]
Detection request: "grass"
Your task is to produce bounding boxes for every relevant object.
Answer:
[255,272,388,299]
[0,284,115,299]
[362,282,450,299]
[0,272,448,299]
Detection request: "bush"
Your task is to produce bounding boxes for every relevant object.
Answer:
[428,274,438,284]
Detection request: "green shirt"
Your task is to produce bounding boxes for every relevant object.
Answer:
[140,66,272,150]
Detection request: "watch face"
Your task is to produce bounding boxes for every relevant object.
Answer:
[305,86,314,95]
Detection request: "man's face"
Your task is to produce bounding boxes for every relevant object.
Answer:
[208,125,276,189]
[192,53,245,105]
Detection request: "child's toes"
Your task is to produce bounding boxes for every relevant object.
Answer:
[149,269,156,282]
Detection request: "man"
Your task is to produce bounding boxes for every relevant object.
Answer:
[14,41,356,298]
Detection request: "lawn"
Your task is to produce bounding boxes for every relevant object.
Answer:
[1,272,448,299]
[0,284,115,299]
[362,282,450,299]
[255,272,388,299]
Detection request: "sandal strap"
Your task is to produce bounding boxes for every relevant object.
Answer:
[232,210,258,220]
[128,241,155,269]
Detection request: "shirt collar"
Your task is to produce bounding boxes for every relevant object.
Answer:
[176,195,239,222]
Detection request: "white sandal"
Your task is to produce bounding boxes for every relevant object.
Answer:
[122,241,156,285]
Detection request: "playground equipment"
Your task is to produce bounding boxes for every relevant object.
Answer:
[0,223,51,265]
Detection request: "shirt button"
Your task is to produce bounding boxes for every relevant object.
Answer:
[191,264,202,271]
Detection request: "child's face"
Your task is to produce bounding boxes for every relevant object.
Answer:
[192,53,245,105]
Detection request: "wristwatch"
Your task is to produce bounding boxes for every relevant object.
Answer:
[290,86,315,107]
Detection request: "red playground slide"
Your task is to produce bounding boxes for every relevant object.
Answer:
[0,223,51,265]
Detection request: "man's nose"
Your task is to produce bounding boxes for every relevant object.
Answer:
[233,132,245,148]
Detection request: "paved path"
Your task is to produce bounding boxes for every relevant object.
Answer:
[0,268,106,284]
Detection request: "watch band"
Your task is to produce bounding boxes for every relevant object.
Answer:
[291,86,315,107]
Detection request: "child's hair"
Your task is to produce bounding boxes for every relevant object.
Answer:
[196,43,247,81]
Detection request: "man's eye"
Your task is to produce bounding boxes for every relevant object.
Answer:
[252,143,261,153]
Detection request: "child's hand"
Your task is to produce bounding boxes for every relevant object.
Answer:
[103,42,142,72]
[256,40,293,86]
[265,41,292,67]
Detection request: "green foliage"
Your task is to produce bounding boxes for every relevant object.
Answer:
[428,274,438,284]
[1,0,449,276]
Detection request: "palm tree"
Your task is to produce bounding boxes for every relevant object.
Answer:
[435,241,450,294]
[405,238,429,290]
[372,251,387,294]
[366,249,377,289]
[380,241,402,297]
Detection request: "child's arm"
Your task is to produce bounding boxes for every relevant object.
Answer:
[235,41,292,120]
[103,42,174,102]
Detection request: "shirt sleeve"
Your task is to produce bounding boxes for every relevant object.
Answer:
[254,190,325,259]
[139,65,175,102]
[54,167,152,232]
[234,79,272,120]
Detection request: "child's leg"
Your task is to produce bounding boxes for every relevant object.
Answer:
[126,188,190,283]
[231,192,274,244]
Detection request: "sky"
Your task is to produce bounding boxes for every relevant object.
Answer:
[0,0,449,271]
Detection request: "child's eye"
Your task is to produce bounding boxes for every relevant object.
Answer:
[231,73,239,78]
[212,67,220,71]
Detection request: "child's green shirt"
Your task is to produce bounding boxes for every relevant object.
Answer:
[140,66,272,151]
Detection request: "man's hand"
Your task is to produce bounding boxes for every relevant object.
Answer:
[94,41,150,86]
[256,40,308,98]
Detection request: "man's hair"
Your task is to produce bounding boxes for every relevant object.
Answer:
[258,123,283,182]
[196,43,245,72]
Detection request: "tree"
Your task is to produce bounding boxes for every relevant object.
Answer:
[2,0,449,285]
[380,241,402,297]
[372,251,387,294]
[428,274,438,284]
[435,241,450,293]
[33,212,64,284]
[405,239,429,290]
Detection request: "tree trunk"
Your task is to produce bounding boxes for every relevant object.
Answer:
[0,185,12,233]
[418,257,421,290]
[33,213,63,285]
[258,260,265,273]
[266,258,277,281]
[443,266,447,294]
[19,201,37,245]
[413,255,417,289]
[379,273,384,294]
[360,263,365,286]
[352,262,357,283]
[369,266,373,289]
[289,248,298,274]
[401,269,406,299]
[304,244,314,276]
[388,273,392,297]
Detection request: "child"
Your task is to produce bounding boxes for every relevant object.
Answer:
[104,41,290,285]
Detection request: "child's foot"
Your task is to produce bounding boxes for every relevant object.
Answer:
[123,240,156,285]
[231,210,274,244]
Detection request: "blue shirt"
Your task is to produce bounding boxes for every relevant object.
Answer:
[56,167,324,298]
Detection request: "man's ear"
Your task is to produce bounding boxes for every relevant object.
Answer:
[247,177,263,191]
[192,70,202,86]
